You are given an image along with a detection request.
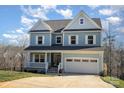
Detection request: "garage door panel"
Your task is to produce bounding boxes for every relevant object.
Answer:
[65,62,97,73]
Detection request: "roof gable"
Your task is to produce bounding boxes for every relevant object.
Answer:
[63,11,102,31]
[30,19,53,32]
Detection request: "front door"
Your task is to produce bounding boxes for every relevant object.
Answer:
[51,53,61,67]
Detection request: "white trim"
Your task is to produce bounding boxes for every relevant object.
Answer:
[63,31,101,33]
[36,35,44,45]
[45,52,47,63]
[33,53,35,62]
[63,33,64,46]
[69,35,78,45]
[55,36,62,44]
[29,32,51,34]
[85,35,88,44]
[50,33,52,46]
[93,35,96,44]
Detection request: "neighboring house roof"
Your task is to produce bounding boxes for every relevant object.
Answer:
[24,46,103,51]
[29,18,102,33]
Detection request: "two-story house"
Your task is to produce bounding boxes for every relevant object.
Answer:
[24,11,104,74]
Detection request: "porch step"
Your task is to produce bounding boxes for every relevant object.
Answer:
[48,67,58,73]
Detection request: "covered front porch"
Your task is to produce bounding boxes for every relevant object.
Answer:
[24,51,63,73]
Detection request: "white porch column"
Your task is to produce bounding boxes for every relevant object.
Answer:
[45,52,48,73]
[26,51,30,67]
[61,52,64,69]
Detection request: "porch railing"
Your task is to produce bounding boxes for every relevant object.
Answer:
[25,62,46,68]
[25,62,48,73]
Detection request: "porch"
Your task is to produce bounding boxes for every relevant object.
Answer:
[24,52,63,73]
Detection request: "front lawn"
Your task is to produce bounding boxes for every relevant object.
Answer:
[0,70,48,82]
[101,76,124,88]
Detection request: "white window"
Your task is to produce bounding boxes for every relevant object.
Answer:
[36,36,44,45]
[74,58,81,62]
[82,59,89,62]
[34,53,45,63]
[90,59,97,63]
[66,58,73,62]
[56,36,62,44]
[80,18,84,24]
[85,35,96,45]
[69,35,78,45]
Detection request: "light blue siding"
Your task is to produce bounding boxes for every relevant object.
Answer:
[52,33,62,45]
[30,33,51,46]
[63,32,101,46]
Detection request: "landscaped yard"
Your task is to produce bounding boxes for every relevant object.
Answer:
[101,76,124,88]
[0,70,48,82]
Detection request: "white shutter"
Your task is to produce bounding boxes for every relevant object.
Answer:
[68,35,71,45]
[93,35,96,44]
[85,35,88,44]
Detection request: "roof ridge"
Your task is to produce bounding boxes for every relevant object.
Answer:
[45,19,72,21]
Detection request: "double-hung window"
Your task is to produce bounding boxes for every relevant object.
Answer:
[86,35,96,45]
[88,35,94,44]
[56,36,62,44]
[70,36,77,45]
[37,36,44,45]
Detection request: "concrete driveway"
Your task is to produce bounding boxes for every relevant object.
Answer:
[0,75,114,88]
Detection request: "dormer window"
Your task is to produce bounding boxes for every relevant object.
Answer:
[37,36,44,45]
[80,18,84,24]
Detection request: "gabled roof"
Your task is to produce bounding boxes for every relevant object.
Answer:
[45,19,71,32]
[63,11,102,32]
[29,11,102,33]
[30,19,53,32]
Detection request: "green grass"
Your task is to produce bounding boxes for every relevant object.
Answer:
[101,76,124,88]
[0,70,49,82]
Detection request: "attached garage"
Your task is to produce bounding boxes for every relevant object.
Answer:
[63,52,103,74]
[64,58,98,74]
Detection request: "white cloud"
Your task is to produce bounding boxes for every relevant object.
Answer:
[106,16,122,25]
[16,29,24,34]
[3,34,18,39]
[21,16,36,29]
[20,5,55,20]
[56,9,72,19]
[88,5,100,9]
[116,27,124,33]
[28,6,48,20]
[41,5,57,10]
[99,9,116,16]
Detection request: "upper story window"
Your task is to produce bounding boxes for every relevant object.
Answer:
[85,35,96,45]
[56,36,62,44]
[37,36,44,45]
[88,35,93,44]
[80,18,84,24]
[70,35,77,45]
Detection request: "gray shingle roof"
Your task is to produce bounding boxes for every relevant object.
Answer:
[24,46,103,51]
[29,18,102,33]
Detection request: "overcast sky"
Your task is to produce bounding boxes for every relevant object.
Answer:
[0,5,124,45]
